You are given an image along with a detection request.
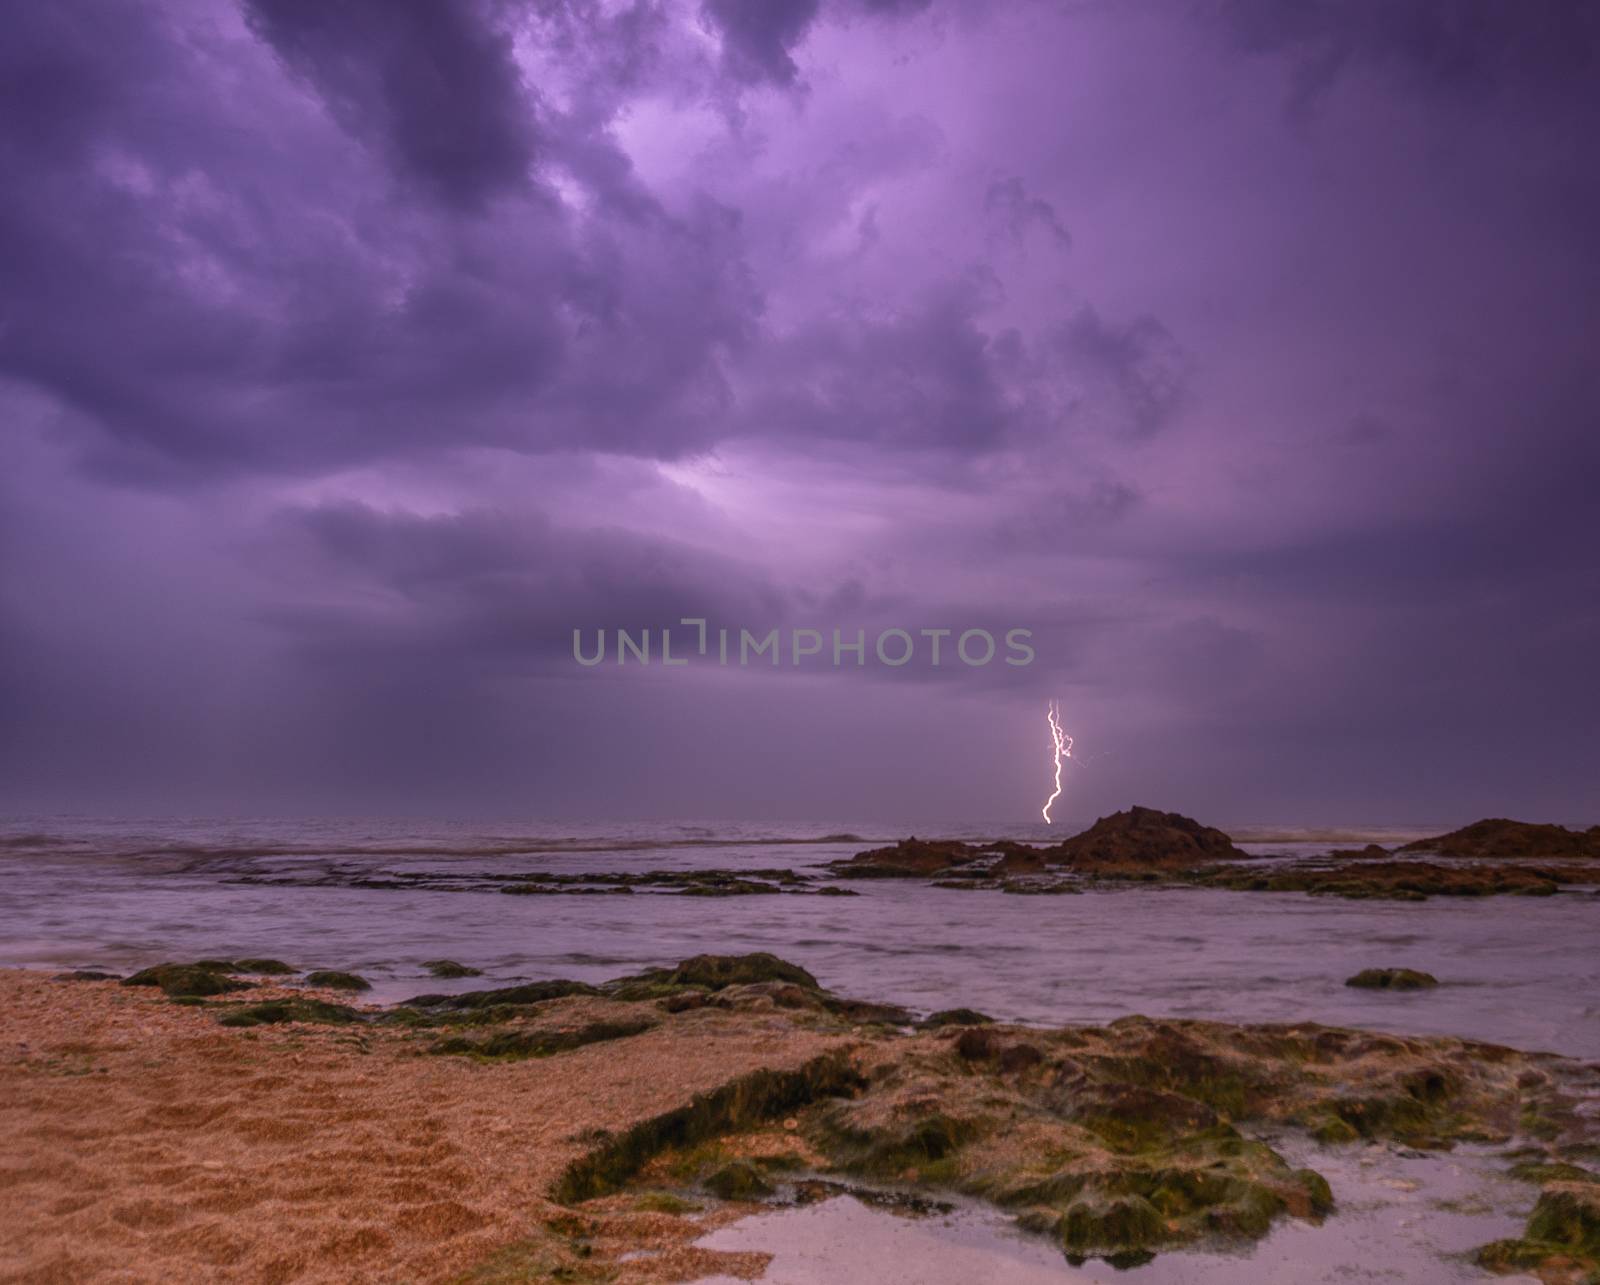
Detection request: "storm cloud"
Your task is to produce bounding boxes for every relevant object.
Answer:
[0,0,1594,823]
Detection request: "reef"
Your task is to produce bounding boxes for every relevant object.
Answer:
[536,967,1597,1271]
[1400,818,1600,860]
[1194,859,1597,900]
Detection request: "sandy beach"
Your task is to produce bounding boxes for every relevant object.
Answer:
[3,945,1596,1285]
[0,968,842,1284]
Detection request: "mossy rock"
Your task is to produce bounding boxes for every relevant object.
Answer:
[1508,1160,1596,1185]
[121,963,254,998]
[430,1017,654,1060]
[218,999,363,1027]
[1290,1168,1335,1217]
[405,979,599,1009]
[923,1008,994,1028]
[53,969,122,982]
[1310,1115,1361,1145]
[233,958,296,975]
[1058,1193,1166,1255]
[1476,1182,1600,1279]
[633,1192,701,1214]
[1344,968,1439,991]
[423,959,483,978]
[663,953,820,991]
[703,1160,775,1201]
[303,969,371,992]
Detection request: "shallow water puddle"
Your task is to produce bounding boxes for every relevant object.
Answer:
[688,1142,1540,1284]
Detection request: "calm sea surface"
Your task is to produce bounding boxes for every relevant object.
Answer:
[2,816,1595,1058]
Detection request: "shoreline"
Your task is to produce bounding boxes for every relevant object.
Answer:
[3,957,1596,1284]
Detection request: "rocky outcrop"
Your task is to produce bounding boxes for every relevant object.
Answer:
[829,838,988,879]
[830,810,1246,883]
[1401,818,1600,860]
[121,962,254,997]
[1477,1180,1600,1282]
[422,959,482,978]
[1345,968,1439,991]
[1197,860,1591,900]
[1040,806,1248,868]
[303,969,371,992]
[544,973,1593,1270]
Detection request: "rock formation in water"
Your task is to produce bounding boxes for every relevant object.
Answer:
[1400,818,1600,860]
[1038,805,1249,868]
[831,808,1248,881]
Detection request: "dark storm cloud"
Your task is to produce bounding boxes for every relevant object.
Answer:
[988,480,1142,553]
[243,0,538,209]
[1,0,1595,821]
[742,277,1187,453]
[0,1,760,483]
[702,0,822,86]
[699,0,932,87]
[984,176,1071,249]
[1209,0,1600,111]
[1048,310,1187,440]
[262,501,789,670]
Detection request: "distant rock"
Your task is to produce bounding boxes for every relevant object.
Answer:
[1041,806,1248,868]
[830,837,986,878]
[1344,968,1439,991]
[1199,859,1576,900]
[1327,844,1391,859]
[1400,818,1600,860]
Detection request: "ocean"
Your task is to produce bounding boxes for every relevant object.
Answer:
[3,815,1595,1059]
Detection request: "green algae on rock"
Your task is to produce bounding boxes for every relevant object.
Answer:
[404,978,600,1009]
[1476,1180,1600,1283]
[217,998,364,1027]
[429,1016,656,1060]
[230,958,296,975]
[606,952,821,1000]
[121,962,254,997]
[302,969,371,992]
[703,1159,776,1200]
[537,963,1591,1268]
[422,959,483,978]
[1345,968,1440,990]
[921,1008,995,1028]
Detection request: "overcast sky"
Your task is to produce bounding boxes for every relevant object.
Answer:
[1,0,1595,826]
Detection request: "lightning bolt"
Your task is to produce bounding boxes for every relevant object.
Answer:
[1042,699,1073,824]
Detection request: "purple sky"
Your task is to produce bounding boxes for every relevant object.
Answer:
[1,1,1596,825]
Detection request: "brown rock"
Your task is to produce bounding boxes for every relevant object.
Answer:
[1043,806,1248,869]
[1399,818,1600,860]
